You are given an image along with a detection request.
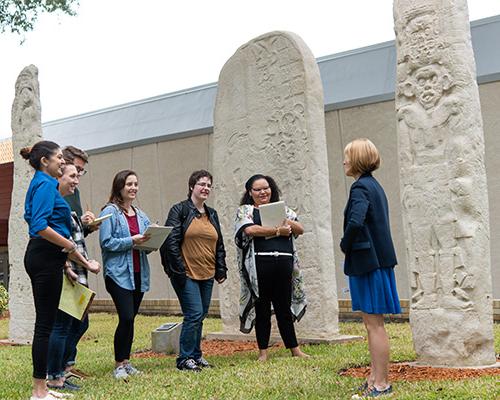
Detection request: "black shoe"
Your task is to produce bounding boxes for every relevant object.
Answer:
[177,359,201,372]
[47,379,81,391]
[195,357,212,368]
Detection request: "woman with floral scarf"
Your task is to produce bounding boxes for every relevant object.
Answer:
[234,174,308,362]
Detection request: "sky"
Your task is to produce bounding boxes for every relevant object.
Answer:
[1,0,500,140]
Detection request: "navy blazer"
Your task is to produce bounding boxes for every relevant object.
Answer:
[340,173,397,276]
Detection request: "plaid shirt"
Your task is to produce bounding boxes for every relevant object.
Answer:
[67,211,89,286]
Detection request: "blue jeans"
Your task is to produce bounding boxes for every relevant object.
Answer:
[47,310,89,379]
[64,314,89,367]
[171,277,214,366]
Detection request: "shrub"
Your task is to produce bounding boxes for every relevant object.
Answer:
[0,284,8,316]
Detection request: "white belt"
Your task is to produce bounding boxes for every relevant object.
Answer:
[255,252,293,257]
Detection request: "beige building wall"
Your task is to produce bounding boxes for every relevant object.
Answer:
[81,135,219,301]
[83,80,500,305]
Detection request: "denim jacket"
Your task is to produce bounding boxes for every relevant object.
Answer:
[99,203,151,292]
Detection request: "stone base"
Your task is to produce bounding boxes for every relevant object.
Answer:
[407,361,500,369]
[151,322,182,354]
[0,338,30,346]
[205,332,363,345]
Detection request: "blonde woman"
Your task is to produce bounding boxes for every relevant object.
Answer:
[341,139,400,399]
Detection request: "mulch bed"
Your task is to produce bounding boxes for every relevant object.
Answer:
[133,339,281,359]
[340,360,500,382]
[134,341,500,382]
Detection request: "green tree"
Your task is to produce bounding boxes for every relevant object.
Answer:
[0,0,79,35]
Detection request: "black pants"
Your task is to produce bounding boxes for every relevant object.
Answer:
[24,238,67,379]
[105,273,144,362]
[254,255,298,350]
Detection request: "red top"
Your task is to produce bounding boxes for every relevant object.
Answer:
[125,213,141,273]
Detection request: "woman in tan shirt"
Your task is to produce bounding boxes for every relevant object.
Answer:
[160,170,227,371]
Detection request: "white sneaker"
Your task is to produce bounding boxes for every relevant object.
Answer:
[48,391,74,399]
[123,362,142,375]
[113,365,129,380]
[30,390,74,399]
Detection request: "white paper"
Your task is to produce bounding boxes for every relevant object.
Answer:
[257,201,286,228]
[133,226,173,251]
[88,213,112,226]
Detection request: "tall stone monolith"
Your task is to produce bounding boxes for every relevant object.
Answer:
[8,65,43,343]
[212,31,342,341]
[394,1,495,365]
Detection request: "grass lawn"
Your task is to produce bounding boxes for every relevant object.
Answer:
[0,314,498,399]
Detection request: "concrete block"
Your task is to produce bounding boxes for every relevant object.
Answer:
[151,322,182,354]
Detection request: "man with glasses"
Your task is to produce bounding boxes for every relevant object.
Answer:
[62,146,91,225]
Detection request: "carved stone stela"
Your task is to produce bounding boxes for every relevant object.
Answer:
[394,1,495,365]
[8,65,43,343]
[212,32,340,340]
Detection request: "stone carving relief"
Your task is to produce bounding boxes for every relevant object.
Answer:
[395,0,494,366]
[213,31,339,338]
[9,65,43,343]
[216,34,310,215]
[395,6,481,312]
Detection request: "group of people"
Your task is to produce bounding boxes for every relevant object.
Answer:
[21,137,400,399]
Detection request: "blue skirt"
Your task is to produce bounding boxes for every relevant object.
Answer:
[349,267,401,314]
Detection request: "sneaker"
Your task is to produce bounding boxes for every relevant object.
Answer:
[352,385,393,398]
[195,357,212,368]
[47,390,74,398]
[47,380,81,391]
[113,365,129,380]
[123,362,142,375]
[30,391,74,399]
[177,359,201,372]
[354,381,368,394]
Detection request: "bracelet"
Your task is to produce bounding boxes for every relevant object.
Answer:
[275,226,280,237]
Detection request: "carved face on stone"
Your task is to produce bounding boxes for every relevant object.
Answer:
[413,65,451,110]
[15,70,38,108]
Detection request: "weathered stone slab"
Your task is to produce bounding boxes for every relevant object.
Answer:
[8,65,43,344]
[213,31,340,340]
[394,1,495,366]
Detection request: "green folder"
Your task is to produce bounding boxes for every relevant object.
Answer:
[58,274,96,321]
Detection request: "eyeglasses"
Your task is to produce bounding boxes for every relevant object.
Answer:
[76,166,87,177]
[196,182,213,189]
[251,186,270,193]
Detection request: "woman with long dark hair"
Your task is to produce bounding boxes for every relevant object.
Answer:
[160,170,227,371]
[98,170,151,379]
[22,141,96,400]
[235,174,308,362]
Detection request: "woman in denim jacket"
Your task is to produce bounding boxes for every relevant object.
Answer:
[99,170,151,380]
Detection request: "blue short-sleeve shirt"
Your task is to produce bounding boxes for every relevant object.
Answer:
[24,170,72,239]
